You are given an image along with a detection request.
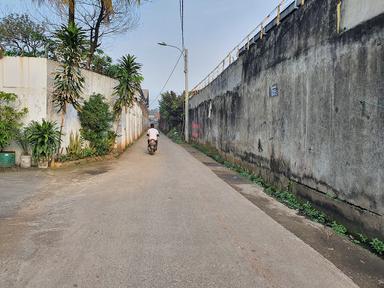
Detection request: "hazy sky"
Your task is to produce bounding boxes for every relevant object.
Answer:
[1,0,283,108]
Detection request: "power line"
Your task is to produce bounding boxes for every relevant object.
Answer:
[149,51,183,108]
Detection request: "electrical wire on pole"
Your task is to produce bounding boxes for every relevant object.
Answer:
[148,51,183,108]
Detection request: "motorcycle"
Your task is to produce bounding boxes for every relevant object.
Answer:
[148,139,157,155]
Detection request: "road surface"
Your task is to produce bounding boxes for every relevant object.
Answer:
[0,136,359,288]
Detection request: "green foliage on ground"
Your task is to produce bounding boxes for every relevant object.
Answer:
[26,119,61,161]
[16,127,30,155]
[58,131,96,162]
[370,238,384,255]
[331,221,348,235]
[78,94,116,156]
[167,128,184,144]
[0,91,28,151]
[192,142,384,257]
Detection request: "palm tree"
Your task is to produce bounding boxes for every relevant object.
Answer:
[52,23,86,153]
[33,0,75,26]
[113,54,143,119]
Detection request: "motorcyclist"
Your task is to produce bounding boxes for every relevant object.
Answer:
[147,123,159,148]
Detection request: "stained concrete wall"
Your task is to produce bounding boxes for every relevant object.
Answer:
[341,0,384,31]
[189,0,384,237]
[0,56,148,162]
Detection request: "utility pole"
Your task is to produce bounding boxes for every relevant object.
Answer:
[184,48,189,142]
[158,42,190,142]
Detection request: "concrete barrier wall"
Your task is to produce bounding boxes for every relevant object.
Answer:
[0,56,148,162]
[341,0,384,31]
[189,0,384,237]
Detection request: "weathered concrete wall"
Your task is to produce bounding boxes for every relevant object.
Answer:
[341,0,384,31]
[190,0,384,237]
[0,56,148,162]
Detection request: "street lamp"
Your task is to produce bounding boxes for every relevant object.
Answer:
[158,42,189,142]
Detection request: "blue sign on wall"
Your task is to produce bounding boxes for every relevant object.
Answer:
[270,84,279,97]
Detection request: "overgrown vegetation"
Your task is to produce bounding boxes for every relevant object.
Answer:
[78,94,116,156]
[159,91,184,134]
[26,119,61,163]
[166,127,184,144]
[16,127,31,156]
[58,131,96,162]
[0,91,28,151]
[192,142,384,257]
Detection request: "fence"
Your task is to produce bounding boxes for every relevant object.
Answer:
[190,0,302,95]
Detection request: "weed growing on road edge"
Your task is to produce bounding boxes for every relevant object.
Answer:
[167,128,184,144]
[331,221,347,235]
[370,238,384,255]
[191,142,384,258]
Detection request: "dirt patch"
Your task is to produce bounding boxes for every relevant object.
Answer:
[183,144,384,288]
[84,168,109,175]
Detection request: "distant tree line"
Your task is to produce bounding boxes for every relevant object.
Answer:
[158,91,184,133]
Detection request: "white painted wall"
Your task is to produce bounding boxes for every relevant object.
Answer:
[0,56,148,164]
[341,0,384,31]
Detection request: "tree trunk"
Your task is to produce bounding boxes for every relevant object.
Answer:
[86,2,105,69]
[68,0,75,26]
[58,109,66,156]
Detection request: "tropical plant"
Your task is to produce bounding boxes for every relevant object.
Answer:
[52,23,86,152]
[66,131,82,156]
[113,54,143,118]
[78,93,115,155]
[0,14,48,57]
[0,91,28,151]
[33,0,76,25]
[16,128,31,155]
[26,119,61,162]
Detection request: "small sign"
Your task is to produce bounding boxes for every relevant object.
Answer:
[269,84,279,97]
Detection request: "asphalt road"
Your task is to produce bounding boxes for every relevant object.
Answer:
[0,136,359,288]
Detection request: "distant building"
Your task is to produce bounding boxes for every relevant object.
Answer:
[141,89,149,107]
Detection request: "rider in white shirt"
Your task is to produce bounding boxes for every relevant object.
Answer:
[147,123,159,145]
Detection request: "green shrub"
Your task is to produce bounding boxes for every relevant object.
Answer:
[78,94,115,156]
[370,238,384,255]
[357,233,368,244]
[300,202,327,223]
[16,127,30,155]
[331,221,347,236]
[26,119,61,162]
[0,91,28,151]
[167,127,183,144]
[66,131,82,157]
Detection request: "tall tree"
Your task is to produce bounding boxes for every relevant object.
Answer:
[159,91,184,133]
[113,54,143,118]
[33,0,75,26]
[81,0,141,68]
[0,14,47,56]
[33,0,141,66]
[52,23,86,153]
